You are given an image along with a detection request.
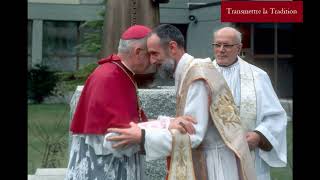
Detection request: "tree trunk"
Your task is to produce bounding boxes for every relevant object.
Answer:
[100,0,160,60]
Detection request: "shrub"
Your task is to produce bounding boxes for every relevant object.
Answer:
[28,64,59,103]
[52,63,98,96]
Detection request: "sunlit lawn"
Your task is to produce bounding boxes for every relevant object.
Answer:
[28,103,292,180]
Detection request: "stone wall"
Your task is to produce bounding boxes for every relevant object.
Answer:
[45,85,292,120]
[138,86,176,119]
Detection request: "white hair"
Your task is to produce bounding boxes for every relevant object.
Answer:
[118,38,147,54]
[214,27,242,44]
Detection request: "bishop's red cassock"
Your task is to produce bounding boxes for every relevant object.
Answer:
[70,25,151,134]
[70,54,148,134]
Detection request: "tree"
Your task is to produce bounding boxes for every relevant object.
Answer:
[75,1,105,57]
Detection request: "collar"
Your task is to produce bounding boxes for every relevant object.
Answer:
[217,57,239,68]
[98,54,135,77]
[174,53,194,88]
[121,61,135,75]
[98,54,121,64]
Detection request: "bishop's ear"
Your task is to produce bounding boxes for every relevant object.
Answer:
[133,47,143,57]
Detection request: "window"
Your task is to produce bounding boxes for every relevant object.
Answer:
[42,21,79,71]
[278,23,294,54]
[43,21,78,57]
[235,23,294,98]
[237,23,251,49]
[254,24,275,54]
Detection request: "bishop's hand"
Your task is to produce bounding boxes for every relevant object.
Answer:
[107,122,142,149]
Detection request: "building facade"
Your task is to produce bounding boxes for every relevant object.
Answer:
[28,0,293,98]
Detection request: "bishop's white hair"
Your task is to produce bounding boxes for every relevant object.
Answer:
[118,38,147,54]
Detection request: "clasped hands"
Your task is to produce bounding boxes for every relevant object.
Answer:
[106,115,197,149]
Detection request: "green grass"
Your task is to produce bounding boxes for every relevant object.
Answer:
[270,121,292,180]
[28,103,70,174]
[27,103,293,180]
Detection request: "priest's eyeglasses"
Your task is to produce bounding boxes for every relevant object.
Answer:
[212,43,238,50]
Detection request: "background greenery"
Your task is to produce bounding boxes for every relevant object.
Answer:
[28,64,59,103]
[28,3,104,104]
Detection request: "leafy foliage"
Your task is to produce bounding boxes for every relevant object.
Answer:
[52,63,98,95]
[28,64,59,103]
[75,4,105,55]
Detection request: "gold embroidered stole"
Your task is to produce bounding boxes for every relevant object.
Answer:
[169,58,256,180]
[238,58,257,132]
[238,58,257,164]
[168,129,196,180]
[213,58,258,163]
[212,58,257,132]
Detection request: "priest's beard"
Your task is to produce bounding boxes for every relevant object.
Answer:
[157,58,175,80]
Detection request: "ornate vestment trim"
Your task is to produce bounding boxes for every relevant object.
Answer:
[173,58,256,180]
